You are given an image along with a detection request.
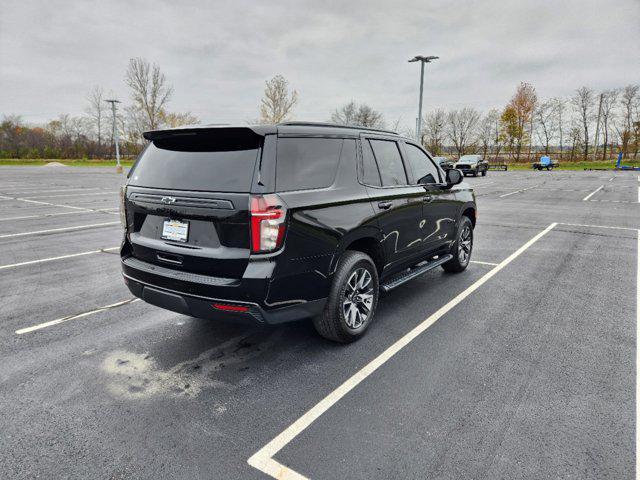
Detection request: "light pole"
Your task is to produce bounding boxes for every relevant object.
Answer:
[408,55,439,142]
[105,99,122,173]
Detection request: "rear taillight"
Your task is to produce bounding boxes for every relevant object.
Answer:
[119,185,127,228]
[250,194,287,253]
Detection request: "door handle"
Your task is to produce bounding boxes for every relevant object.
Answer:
[423,195,434,203]
[377,201,393,210]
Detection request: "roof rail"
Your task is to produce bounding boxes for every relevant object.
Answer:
[278,121,398,135]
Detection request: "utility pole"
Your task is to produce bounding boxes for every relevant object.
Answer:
[593,93,604,161]
[105,99,122,174]
[408,55,439,142]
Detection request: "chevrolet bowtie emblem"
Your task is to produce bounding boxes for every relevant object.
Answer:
[161,196,176,204]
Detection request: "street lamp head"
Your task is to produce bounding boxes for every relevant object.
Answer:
[408,55,439,63]
[104,99,121,103]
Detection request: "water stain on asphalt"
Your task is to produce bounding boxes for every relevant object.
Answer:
[101,328,282,400]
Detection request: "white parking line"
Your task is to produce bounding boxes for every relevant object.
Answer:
[15,198,92,210]
[0,247,118,270]
[247,223,558,479]
[0,187,103,195]
[470,260,499,266]
[15,298,140,335]
[2,197,118,214]
[636,231,640,477]
[0,221,119,239]
[470,182,496,188]
[583,185,604,201]
[21,191,118,199]
[559,222,638,231]
[499,185,538,198]
[0,209,118,222]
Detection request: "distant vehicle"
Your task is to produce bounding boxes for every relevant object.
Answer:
[120,122,476,343]
[454,155,489,177]
[433,156,454,170]
[532,156,558,170]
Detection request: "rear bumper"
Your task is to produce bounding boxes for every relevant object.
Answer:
[121,257,326,325]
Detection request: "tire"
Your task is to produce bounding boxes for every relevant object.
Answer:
[442,216,473,273]
[313,251,379,343]
[481,169,487,177]
[472,170,478,177]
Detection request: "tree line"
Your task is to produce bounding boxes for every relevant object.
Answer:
[422,83,640,162]
[0,57,199,159]
[1,60,638,162]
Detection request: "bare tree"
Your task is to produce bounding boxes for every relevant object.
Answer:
[598,89,619,160]
[85,86,106,154]
[259,75,298,124]
[422,109,446,154]
[534,100,555,155]
[572,86,594,160]
[159,111,200,128]
[125,57,173,132]
[446,107,480,157]
[477,109,500,159]
[568,124,582,161]
[620,84,639,159]
[331,101,385,128]
[551,97,566,160]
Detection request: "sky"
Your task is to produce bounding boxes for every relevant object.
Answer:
[1,0,639,132]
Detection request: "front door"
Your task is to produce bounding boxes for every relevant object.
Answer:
[360,137,426,272]
[401,142,459,254]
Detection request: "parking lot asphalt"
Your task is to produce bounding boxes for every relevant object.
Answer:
[0,166,637,479]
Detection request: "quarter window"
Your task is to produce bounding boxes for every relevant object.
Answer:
[369,140,407,186]
[276,137,343,191]
[404,144,441,184]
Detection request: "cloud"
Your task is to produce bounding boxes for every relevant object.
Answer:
[1,0,638,131]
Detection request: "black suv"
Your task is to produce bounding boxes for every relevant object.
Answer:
[120,122,476,342]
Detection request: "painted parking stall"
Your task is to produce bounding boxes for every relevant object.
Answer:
[0,166,637,480]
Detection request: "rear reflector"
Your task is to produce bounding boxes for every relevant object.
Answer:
[212,303,250,313]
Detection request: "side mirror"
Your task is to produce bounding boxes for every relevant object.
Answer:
[446,168,463,186]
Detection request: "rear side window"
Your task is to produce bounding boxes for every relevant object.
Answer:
[369,140,407,186]
[276,137,343,191]
[361,139,382,186]
[129,132,260,192]
[404,144,441,184]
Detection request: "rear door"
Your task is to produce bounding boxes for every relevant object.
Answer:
[402,141,459,253]
[360,136,426,271]
[124,128,263,279]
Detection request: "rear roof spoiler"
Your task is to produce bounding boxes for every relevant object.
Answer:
[143,125,277,141]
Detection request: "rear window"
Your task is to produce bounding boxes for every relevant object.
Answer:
[129,132,260,192]
[276,137,343,191]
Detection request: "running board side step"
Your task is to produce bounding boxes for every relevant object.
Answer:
[380,254,453,293]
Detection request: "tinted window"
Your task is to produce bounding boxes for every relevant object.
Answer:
[369,140,407,186]
[405,144,441,184]
[129,133,259,192]
[276,138,343,191]
[361,139,382,186]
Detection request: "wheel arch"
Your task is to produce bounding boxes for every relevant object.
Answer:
[459,203,476,228]
[329,228,385,276]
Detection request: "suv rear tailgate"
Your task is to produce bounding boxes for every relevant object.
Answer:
[125,186,251,278]
[123,128,263,279]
